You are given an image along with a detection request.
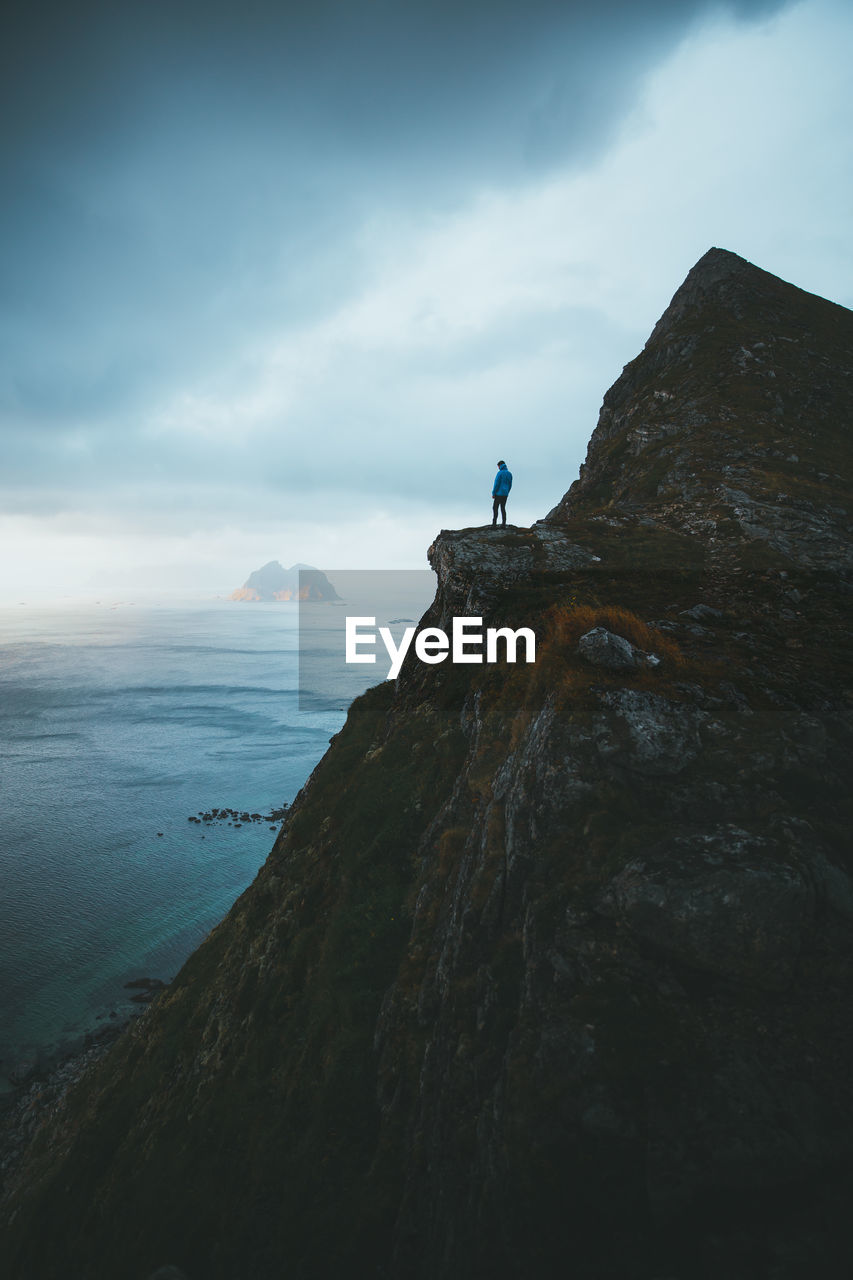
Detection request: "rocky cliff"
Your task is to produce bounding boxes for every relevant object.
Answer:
[2,249,852,1280]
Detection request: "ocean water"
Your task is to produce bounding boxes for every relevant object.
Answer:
[0,599,350,1087]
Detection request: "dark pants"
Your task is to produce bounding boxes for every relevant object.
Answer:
[492,495,507,525]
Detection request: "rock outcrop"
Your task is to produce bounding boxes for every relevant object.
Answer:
[230,560,340,601]
[2,249,852,1280]
[546,247,853,578]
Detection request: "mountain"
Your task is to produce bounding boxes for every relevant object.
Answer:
[2,249,852,1280]
[230,560,341,601]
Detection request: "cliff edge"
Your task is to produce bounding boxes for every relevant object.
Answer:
[2,250,852,1280]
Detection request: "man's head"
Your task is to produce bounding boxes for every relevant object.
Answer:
[497,460,506,467]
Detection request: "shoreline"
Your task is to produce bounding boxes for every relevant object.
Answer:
[0,975,169,1095]
[0,1013,136,1200]
[0,976,170,1197]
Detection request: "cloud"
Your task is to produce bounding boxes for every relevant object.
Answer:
[4,0,850,597]
[1,1,787,432]
[130,0,853,510]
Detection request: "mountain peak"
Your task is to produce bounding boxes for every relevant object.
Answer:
[672,245,755,292]
[644,246,836,346]
[675,244,757,286]
[546,249,853,582]
[646,246,760,340]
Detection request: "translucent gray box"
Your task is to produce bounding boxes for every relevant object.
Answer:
[298,569,437,712]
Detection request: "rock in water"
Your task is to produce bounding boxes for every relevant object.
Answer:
[230,560,340,602]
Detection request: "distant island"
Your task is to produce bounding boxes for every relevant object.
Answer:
[230,561,340,602]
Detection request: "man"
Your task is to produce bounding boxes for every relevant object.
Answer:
[491,459,512,526]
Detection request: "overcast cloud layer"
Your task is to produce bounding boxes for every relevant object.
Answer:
[2,0,850,598]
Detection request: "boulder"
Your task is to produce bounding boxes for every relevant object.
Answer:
[577,626,660,671]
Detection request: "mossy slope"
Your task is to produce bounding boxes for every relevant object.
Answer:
[2,250,852,1280]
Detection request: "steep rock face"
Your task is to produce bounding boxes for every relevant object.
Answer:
[2,251,852,1280]
[547,247,853,578]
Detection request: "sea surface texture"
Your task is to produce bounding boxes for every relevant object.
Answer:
[0,599,346,1085]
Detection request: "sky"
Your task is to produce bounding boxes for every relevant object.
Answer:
[1,0,851,599]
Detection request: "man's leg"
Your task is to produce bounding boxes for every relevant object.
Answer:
[492,496,500,525]
[498,496,507,526]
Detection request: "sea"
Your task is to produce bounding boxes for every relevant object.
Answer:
[0,597,358,1090]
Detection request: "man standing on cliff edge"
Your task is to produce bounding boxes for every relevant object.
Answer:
[491,460,512,526]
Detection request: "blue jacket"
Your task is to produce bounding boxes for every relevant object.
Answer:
[492,463,512,497]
